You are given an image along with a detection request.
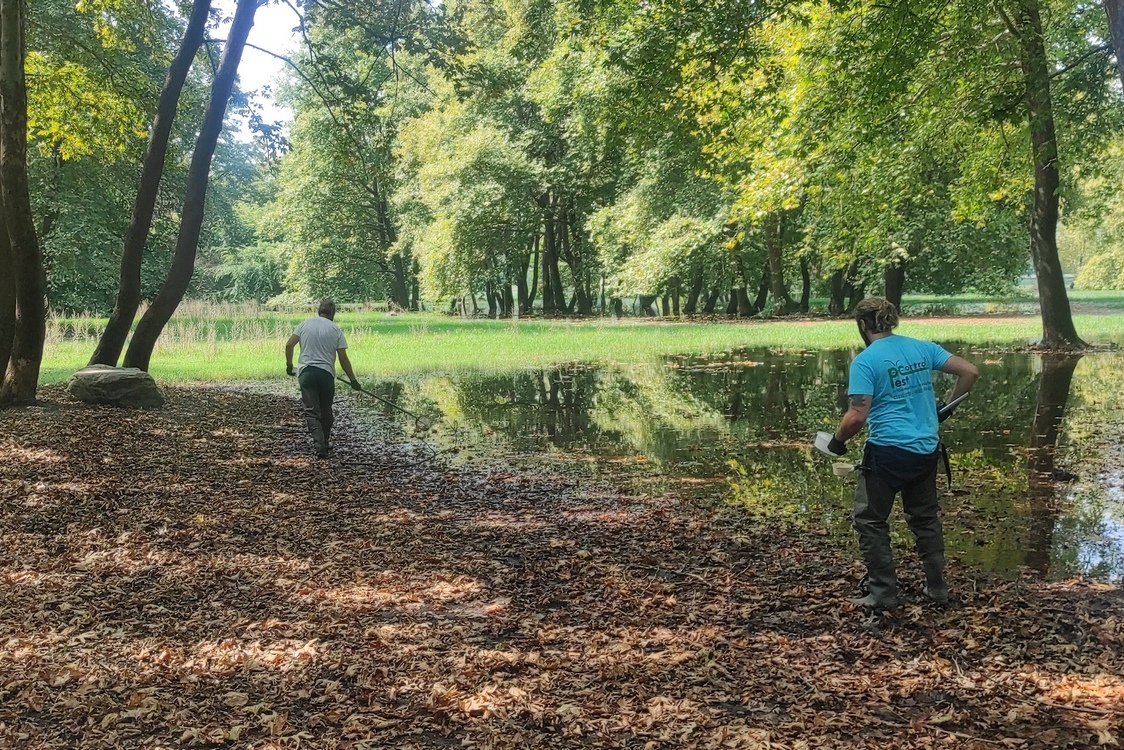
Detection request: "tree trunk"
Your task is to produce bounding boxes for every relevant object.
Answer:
[410,257,420,311]
[541,213,556,313]
[485,281,497,318]
[884,261,906,310]
[390,252,410,310]
[526,235,539,313]
[0,0,45,404]
[661,295,670,316]
[799,257,811,312]
[684,271,704,314]
[670,276,681,316]
[846,261,865,313]
[517,248,530,315]
[503,283,514,318]
[123,0,259,371]
[828,270,845,316]
[1106,0,1124,91]
[753,267,770,312]
[735,287,753,317]
[765,213,795,313]
[725,286,739,315]
[702,286,721,314]
[611,297,623,317]
[1012,0,1084,349]
[90,0,211,367]
[0,205,14,388]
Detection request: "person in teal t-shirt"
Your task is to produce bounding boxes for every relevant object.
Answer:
[826,298,979,610]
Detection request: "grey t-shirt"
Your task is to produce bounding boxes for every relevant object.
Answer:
[294,316,347,376]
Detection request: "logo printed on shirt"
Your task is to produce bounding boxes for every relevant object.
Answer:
[884,359,930,393]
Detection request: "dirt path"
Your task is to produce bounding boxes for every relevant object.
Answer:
[1,387,1122,749]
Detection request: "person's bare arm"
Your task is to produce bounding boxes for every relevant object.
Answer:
[285,334,299,375]
[939,355,979,404]
[835,394,872,444]
[338,348,359,386]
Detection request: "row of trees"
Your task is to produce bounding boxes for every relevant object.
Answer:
[261,0,1122,347]
[0,0,1122,403]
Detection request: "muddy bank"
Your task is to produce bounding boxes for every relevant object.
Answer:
[1,386,1122,749]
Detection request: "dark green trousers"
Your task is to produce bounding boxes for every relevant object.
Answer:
[298,367,335,455]
[853,458,946,606]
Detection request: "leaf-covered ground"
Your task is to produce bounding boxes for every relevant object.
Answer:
[2,387,1123,749]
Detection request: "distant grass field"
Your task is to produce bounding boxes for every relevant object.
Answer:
[38,299,1124,384]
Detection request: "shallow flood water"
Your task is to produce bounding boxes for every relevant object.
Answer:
[349,348,1124,581]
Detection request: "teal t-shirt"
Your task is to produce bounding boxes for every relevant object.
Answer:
[848,335,952,455]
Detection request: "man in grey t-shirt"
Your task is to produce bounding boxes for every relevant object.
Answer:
[285,300,361,458]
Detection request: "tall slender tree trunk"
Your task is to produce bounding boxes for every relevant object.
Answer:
[1105,0,1124,90]
[526,235,539,313]
[1011,0,1084,349]
[0,206,14,387]
[124,0,260,371]
[0,0,45,404]
[541,211,557,313]
[799,257,811,312]
[90,0,211,367]
[517,251,530,315]
[548,208,566,313]
[410,257,420,311]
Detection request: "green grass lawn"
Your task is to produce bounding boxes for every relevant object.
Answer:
[39,306,1124,384]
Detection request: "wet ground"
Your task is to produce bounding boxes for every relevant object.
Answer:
[343,347,1124,581]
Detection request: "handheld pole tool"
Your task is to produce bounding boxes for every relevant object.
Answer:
[337,376,436,432]
[938,392,969,418]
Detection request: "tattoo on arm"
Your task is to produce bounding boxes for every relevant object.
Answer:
[850,395,871,409]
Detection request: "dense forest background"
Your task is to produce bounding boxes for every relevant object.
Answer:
[25,0,1124,317]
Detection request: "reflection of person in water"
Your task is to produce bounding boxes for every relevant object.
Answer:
[827,298,980,610]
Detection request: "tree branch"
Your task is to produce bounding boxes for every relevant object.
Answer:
[1049,43,1112,79]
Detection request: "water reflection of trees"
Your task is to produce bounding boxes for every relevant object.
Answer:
[1024,355,1082,573]
[406,351,1124,579]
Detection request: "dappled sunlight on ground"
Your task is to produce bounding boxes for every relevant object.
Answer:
[291,575,484,613]
[0,444,64,464]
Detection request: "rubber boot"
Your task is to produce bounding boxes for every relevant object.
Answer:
[922,553,948,604]
[849,566,898,610]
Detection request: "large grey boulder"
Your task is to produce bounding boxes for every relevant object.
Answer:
[67,365,165,408]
